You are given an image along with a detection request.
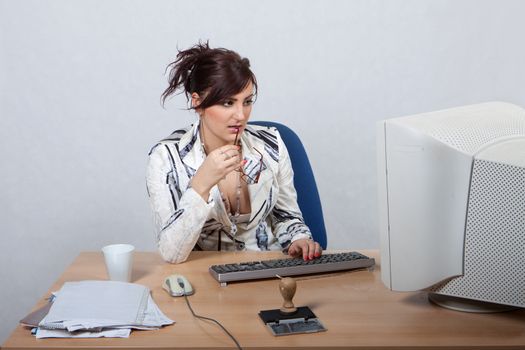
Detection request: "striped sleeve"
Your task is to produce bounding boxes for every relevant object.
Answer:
[146,143,213,263]
[269,131,312,250]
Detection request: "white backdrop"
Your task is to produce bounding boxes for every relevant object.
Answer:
[1,0,525,342]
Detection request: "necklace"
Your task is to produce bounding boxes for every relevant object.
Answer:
[199,127,242,236]
[223,171,242,236]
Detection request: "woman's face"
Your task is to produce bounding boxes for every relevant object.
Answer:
[196,82,255,149]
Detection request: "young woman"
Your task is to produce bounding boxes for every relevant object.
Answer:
[147,42,323,264]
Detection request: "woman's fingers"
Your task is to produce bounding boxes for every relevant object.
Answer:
[213,145,240,164]
[288,239,323,261]
[205,144,243,180]
[191,145,244,199]
[303,240,321,260]
[314,242,323,257]
[216,144,241,156]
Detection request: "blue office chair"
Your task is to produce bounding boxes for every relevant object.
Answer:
[249,121,328,249]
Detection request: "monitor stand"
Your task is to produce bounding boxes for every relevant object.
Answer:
[428,293,520,313]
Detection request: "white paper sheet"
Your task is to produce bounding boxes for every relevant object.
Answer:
[36,280,174,338]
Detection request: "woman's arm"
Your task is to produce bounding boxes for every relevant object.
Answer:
[146,143,213,264]
[270,132,321,259]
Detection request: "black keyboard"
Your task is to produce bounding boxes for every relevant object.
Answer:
[209,252,375,284]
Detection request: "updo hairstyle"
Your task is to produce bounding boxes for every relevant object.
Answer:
[161,41,258,110]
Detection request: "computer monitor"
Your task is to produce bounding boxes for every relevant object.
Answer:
[377,101,525,312]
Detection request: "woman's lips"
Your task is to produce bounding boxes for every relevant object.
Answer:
[232,126,243,145]
[228,125,242,132]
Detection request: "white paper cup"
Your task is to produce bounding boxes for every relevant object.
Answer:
[101,244,135,282]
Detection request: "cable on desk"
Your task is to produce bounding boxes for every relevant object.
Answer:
[182,293,243,350]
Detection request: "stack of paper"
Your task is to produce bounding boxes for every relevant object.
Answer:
[23,280,173,338]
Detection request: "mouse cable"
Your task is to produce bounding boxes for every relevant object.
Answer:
[182,293,243,350]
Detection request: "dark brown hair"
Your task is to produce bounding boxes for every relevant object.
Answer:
[161,41,258,109]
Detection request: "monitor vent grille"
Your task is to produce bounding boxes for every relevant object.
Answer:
[402,103,525,154]
[429,159,525,306]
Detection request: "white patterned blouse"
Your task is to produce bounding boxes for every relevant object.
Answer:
[146,121,312,264]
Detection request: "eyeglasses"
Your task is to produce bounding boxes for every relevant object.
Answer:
[237,147,263,184]
[234,129,264,184]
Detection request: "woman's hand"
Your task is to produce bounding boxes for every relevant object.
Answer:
[288,238,323,261]
[191,144,244,200]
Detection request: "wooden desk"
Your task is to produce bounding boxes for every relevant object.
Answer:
[3,250,525,349]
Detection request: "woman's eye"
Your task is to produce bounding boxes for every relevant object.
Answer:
[244,99,253,106]
[222,100,234,107]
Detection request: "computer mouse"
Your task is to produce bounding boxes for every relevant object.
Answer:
[163,274,194,297]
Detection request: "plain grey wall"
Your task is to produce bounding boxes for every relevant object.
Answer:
[2,0,525,342]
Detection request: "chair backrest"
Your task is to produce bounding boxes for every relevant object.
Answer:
[249,121,327,249]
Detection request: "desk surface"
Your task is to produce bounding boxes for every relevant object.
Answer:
[3,250,525,350]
